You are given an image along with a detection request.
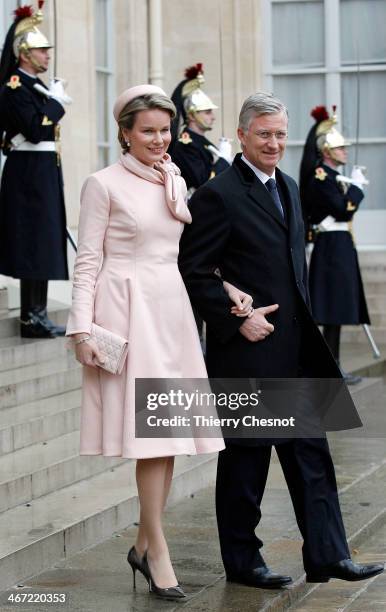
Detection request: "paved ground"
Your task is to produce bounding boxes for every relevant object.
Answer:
[0,378,384,612]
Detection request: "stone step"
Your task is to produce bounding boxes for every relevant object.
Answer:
[290,523,386,611]
[0,302,68,340]
[0,452,217,592]
[348,376,383,407]
[363,281,386,294]
[0,430,125,514]
[0,355,81,410]
[0,288,8,313]
[366,293,386,311]
[0,390,81,456]
[342,342,386,378]
[0,336,68,373]
[367,310,386,327]
[358,250,386,266]
[3,435,385,610]
[342,326,386,345]
[362,271,386,284]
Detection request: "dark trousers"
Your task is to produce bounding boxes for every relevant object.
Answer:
[216,439,349,574]
[20,279,48,320]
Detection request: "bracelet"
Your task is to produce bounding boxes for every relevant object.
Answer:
[73,335,91,345]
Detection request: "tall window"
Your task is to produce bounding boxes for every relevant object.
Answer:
[95,0,115,169]
[0,1,18,54]
[263,0,386,223]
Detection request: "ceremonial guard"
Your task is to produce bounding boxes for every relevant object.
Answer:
[170,64,231,343]
[0,2,71,338]
[299,106,370,383]
[170,63,231,196]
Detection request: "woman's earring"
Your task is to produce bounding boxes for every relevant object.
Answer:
[126,140,130,147]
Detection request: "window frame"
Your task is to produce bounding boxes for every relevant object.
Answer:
[95,0,116,168]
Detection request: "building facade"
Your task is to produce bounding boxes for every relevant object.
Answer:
[1,0,385,300]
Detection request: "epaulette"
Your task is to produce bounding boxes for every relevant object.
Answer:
[6,75,22,90]
[178,131,192,145]
[315,167,327,181]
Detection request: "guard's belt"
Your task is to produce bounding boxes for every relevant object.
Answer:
[317,215,349,232]
[10,141,56,152]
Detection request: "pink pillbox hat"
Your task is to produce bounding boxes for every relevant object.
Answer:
[113,84,167,121]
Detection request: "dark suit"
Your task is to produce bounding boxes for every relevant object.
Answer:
[179,154,351,574]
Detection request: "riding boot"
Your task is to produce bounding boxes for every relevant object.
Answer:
[35,280,66,336]
[323,325,361,385]
[20,279,56,338]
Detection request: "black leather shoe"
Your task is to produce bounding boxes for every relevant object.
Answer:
[226,566,292,589]
[306,558,384,583]
[20,313,57,339]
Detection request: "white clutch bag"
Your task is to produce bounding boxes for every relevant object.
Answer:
[90,323,129,375]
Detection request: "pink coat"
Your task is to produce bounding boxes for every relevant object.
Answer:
[66,154,224,458]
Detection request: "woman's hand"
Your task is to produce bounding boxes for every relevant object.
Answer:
[71,334,105,368]
[223,281,254,318]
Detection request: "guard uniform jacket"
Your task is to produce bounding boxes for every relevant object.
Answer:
[0,68,68,280]
[307,163,369,325]
[171,127,229,192]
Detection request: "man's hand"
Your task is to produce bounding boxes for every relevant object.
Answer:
[239,304,279,342]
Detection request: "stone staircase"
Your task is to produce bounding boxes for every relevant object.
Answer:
[0,298,217,592]
[342,250,386,346]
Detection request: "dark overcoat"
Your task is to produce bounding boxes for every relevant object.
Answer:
[179,154,355,446]
[171,127,229,191]
[307,163,369,325]
[0,68,68,280]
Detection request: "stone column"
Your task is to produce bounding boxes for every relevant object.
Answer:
[148,0,163,86]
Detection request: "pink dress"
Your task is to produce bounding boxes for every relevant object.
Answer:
[66,152,224,458]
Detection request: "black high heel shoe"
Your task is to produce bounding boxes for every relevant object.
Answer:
[142,552,186,599]
[127,546,148,589]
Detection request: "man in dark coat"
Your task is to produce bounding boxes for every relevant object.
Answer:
[179,92,383,588]
[0,4,71,337]
[299,106,370,384]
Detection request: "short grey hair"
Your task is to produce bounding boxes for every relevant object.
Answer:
[238,91,288,132]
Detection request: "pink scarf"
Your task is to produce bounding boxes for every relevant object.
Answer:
[119,152,191,223]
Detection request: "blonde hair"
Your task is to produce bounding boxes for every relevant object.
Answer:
[117,93,176,151]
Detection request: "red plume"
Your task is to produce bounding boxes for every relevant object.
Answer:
[38,0,45,9]
[184,63,204,80]
[310,105,329,123]
[14,5,33,20]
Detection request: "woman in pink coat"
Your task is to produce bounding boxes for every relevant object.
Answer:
[66,85,252,599]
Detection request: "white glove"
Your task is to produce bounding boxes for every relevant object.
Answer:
[351,166,369,189]
[207,143,231,165]
[48,78,72,106]
[218,137,233,164]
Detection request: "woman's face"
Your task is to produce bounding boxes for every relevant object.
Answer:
[122,109,172,166]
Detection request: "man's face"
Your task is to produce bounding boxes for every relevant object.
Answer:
[20,48,50,74]
[189,109,216,132]
[237,111,288,176]
[327,146,348,167]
